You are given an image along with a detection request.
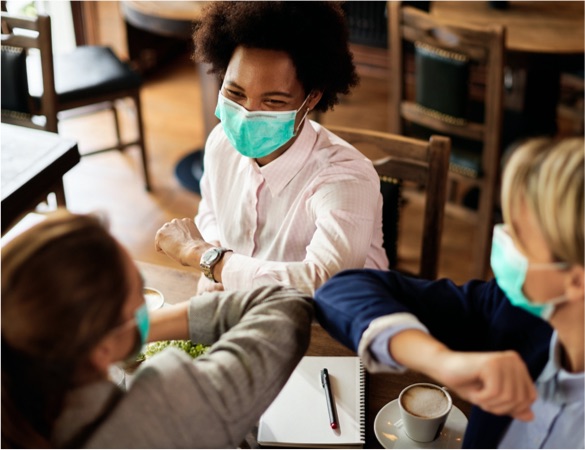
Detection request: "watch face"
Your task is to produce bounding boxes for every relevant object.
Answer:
[200,247,231,282]
[202,248,221,265]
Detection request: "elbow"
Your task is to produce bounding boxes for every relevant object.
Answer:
[280,288,314,358]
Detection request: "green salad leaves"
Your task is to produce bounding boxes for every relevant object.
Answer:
[138,340,209,361]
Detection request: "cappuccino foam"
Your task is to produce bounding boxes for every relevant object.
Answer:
[144,287,164,310]
[401,386,449,418]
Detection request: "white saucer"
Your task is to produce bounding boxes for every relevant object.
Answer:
[374,399,468,449]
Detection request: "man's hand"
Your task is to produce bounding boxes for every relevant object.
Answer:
[155,218,207,267]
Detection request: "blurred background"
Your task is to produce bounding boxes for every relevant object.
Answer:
[2,1,583,284]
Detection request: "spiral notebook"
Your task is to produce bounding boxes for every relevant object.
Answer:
[257,356,365,448]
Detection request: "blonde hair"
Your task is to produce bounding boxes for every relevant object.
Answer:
[1,210,129,448]
[501,137,584,266]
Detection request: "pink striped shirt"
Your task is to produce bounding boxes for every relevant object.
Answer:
[196,120,388,295]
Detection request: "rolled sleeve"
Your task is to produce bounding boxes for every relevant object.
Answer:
[358,313,429,373]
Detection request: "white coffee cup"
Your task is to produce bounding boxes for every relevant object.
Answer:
[144,286,165,310]
[398,383,452,443]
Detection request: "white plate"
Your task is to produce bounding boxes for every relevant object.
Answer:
[374,399,468,449]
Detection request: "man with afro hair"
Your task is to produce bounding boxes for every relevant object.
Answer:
[156,2,388,296]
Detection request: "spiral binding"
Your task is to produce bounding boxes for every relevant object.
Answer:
[358,360,366,444]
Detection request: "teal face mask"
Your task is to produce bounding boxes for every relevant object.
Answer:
[119,303,150,369]
[490,224,568,320]
[214,92,311,159]
[134,304,150,348]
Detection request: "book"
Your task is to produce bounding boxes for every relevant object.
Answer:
[257,356,365,448]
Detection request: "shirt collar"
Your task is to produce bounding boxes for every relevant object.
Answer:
[536,331,584,404]
[257,120,318,196]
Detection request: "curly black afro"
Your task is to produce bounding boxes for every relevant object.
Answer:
[193,1,359,112]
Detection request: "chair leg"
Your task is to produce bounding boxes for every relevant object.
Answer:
[132,92,152,191]
[111,101,122,150]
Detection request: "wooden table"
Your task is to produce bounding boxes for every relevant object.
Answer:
[1,123,80,234]
[432,1,584,54]
[431,1,584,139]
[121,1,207,38]
[137,260,472,448]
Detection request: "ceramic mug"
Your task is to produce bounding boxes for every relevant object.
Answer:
[144,286,165,310]
[398,383,452,443]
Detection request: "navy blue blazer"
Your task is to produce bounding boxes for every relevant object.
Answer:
[313,269,553,449]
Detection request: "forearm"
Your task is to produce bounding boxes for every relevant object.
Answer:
[389,329,539,421]
[174,285,314,442]
[149,285,312,346]
[389,329,450,377]
[221,255,333,295]
[188,285,312,345]
[147,302,190,342]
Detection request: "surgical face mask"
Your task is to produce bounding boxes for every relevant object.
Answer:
[118,303,150,369]
[490,224,569,320]
[214,91,311,159]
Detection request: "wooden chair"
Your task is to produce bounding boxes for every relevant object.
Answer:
[342,1,389,80]
[328,125,450,280]
[388,3,505,279]
[1,12,151,191]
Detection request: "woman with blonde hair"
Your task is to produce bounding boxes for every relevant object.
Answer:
[314,137,584,448]
[2,210,312,448]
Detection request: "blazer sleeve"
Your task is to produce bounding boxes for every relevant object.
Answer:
[314,269,552,365]
[314,270,554,450]
[185,285,314,447]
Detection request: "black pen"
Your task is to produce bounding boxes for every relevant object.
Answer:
[320,368,338,429]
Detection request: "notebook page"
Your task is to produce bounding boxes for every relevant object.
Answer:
[257,356,365,448]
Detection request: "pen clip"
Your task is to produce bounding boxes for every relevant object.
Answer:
[320,368,328,387]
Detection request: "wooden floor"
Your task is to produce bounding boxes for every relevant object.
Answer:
[58,52,477,284]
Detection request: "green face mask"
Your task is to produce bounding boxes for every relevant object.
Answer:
[214,92,311,159]
[490,224,568,321]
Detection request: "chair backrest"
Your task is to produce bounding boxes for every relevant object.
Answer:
[389,4,505,143]
[1,12,58,131]
[388,3,505,279]
[328,125,450,280]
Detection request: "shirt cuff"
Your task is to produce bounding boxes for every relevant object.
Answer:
[357,313,429,373]
[221,253,265,290]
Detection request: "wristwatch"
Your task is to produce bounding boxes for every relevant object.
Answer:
[200,247,233,282]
